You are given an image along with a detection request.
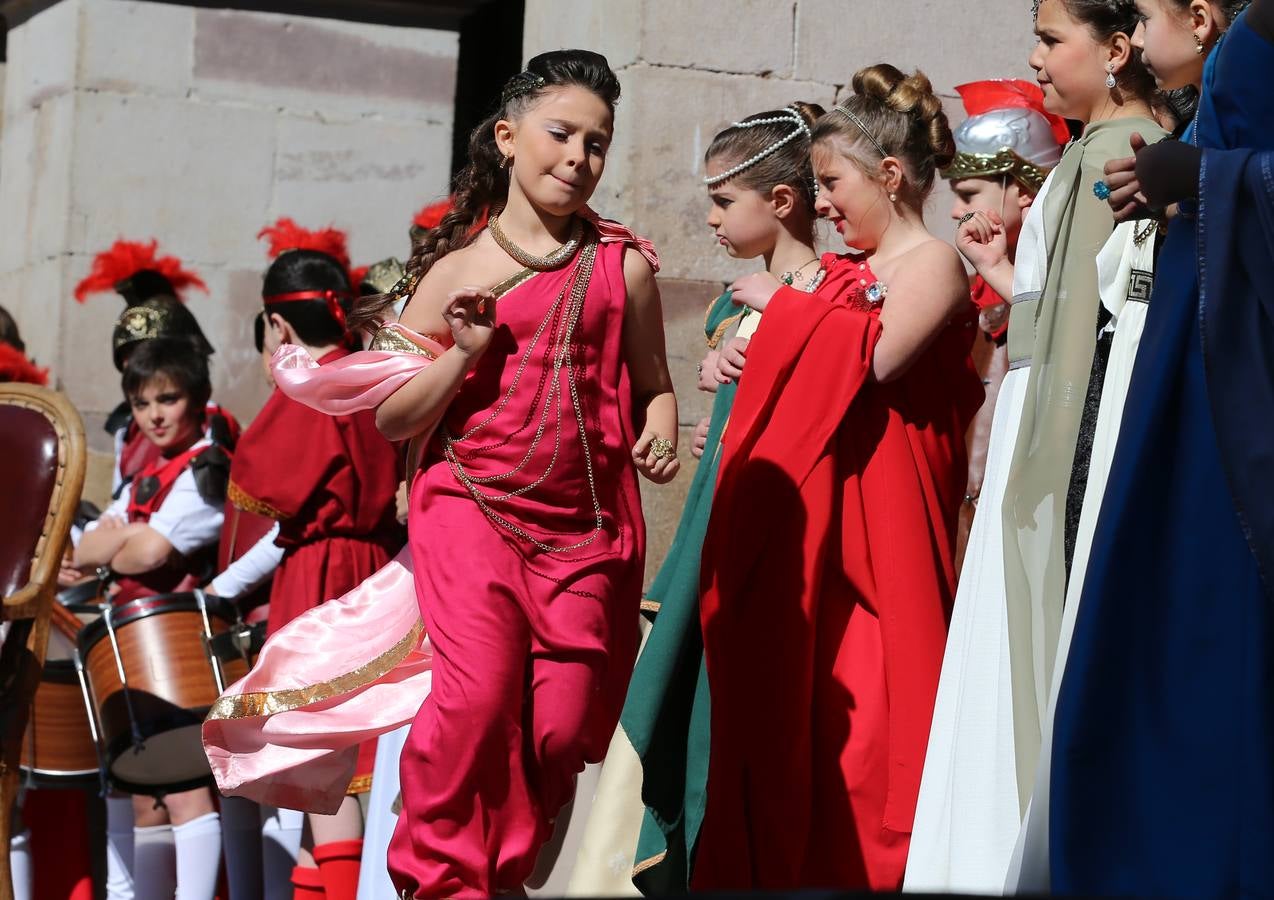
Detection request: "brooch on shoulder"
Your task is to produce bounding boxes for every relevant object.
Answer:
[849,279,888,312]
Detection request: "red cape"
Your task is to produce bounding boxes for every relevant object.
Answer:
[694,254,981,889]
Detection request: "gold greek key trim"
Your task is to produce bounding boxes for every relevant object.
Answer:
[632,850,667,877]
[640,599,661,613]
[941,148,1047,194]
[370,326,439,358]
[706,311,744,350]
[345,773,373,795]
[228,480,286,521]
[206,619,425,720]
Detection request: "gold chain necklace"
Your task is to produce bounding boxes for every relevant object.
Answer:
[489,213,584,271]
[442,241,605,554]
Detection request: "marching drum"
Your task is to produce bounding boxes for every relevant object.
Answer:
[78,591,249,794]
[19,600,103,788]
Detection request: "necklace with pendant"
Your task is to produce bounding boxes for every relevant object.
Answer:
[489,213,585,271]
[780,257,820,287]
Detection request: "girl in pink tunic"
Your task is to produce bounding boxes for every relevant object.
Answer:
[204,49,678,898]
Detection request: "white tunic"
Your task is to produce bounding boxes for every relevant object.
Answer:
[1006,218,1158,892]
[904,170,1057,894]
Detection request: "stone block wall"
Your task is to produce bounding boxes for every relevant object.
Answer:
[524,0,1038,579]
[0,0,457,505]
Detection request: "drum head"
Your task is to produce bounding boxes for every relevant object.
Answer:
[109,725,213,794]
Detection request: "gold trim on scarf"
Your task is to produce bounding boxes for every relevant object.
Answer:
[206,619,425,720]
[632,850,668,877]
[942,148,1048,195]
[640,599,661,613]
[345,773,373,796]
[370,326,439,358]
[228,480,286,521]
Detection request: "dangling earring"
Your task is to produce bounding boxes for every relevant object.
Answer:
[500,154,512,170]
[1194,34,1206,54]
[889,192,898,203]
[1105,64,1117,89]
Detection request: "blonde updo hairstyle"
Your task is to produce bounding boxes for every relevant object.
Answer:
[811,64,956,202]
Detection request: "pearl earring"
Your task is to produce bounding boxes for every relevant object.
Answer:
[889,192,898,203]
[1105,64,1117,89]
[1195,34,1206,54]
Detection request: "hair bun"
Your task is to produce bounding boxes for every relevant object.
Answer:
[791,100,826,129]
[852,63,955,170]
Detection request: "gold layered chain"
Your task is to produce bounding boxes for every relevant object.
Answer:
[442,241,605,554]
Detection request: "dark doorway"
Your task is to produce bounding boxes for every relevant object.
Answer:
[450,0,525,179]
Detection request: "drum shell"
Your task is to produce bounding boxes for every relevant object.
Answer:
[20,603,102,788]
[78,593,247,794]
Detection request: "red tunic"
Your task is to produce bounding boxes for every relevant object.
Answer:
[112,442,223,605]
[693,254,982,891]
[226,347,401,638]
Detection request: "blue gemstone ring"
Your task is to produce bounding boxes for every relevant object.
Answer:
[1093,180,1112,201]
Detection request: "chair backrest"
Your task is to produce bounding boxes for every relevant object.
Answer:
[0,384,86,620]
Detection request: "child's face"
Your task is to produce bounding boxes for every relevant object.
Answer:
[1133,0,1206,90]
[501,85,613,219]
[705,163,782,260]
[129,374,200,452]
[1030,0,1119,122]
[812,141,891,253]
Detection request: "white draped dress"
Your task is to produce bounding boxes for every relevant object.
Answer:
[903,171,1056,894]
[1005,218,1158,893]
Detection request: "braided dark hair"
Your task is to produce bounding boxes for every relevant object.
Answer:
[351,49,621,329]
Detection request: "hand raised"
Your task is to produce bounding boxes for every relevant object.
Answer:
[1104,132,1153,222]
[444,286,497,361]
[715,336,749,384]
[698,350,721,393]
[956,210,1010,274]
[631,431,680,484]
[691,417,711,459]
[729,271,782,313]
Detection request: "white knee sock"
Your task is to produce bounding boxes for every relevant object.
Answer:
[220,797,263,900]
[10,830,33,900]
[260,807,303,900]
[105,796,137,900]
[173,812,222,900]
[133,823,177,900]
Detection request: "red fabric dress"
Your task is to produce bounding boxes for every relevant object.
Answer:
[692,253,982,891]
[228,348,401,639]
[388,233,651,897]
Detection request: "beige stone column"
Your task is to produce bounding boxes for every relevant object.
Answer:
[0,0,457,504]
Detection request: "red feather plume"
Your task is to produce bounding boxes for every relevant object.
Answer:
[257,218,351,270]
[413,200,453,231]
[0,343,49,386]
[74,239,208,303]
[412,198,488,237]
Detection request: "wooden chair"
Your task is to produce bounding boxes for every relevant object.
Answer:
[0,384,86,900]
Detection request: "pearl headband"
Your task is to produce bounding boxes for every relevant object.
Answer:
[831,104,889,158]
[703,106,813,187]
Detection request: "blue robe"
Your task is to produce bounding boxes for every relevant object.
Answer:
[1050,13,1274,896]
